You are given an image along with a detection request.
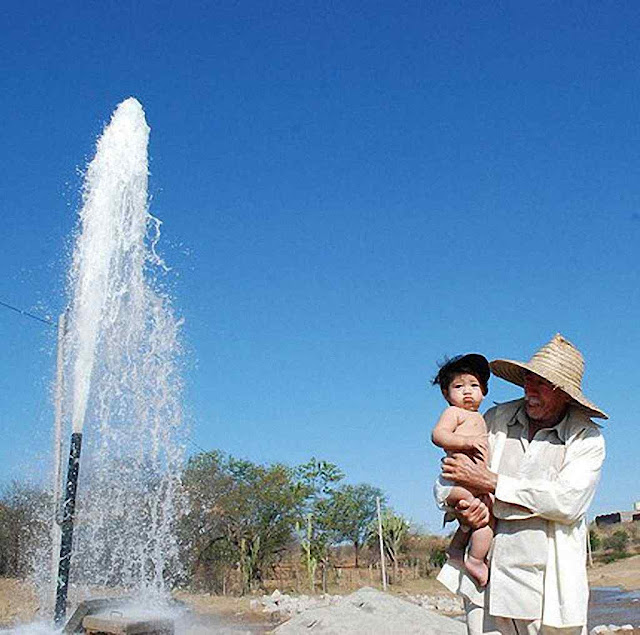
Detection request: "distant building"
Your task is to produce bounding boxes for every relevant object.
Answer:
[595,501,640,527]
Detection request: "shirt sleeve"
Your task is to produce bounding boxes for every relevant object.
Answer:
[494,425,605,525]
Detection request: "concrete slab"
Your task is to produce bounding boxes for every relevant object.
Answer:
[63,597,135,633]
[82,615,175,635]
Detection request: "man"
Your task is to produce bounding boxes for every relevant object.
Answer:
[437,334,606,635]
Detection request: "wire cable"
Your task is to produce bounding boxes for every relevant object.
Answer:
[0,299,55,327]
[2,297,210,455]
[186,437,208,454]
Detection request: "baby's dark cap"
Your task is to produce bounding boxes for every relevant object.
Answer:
[432,353,490,396]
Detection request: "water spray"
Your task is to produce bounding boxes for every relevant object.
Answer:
[52,98,151,624]
[49,97,185,625]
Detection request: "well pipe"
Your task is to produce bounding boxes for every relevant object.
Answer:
[51,312,67,606]
[54,431,83,625]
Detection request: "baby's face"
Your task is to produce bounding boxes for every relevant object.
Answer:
[444,373,484,411]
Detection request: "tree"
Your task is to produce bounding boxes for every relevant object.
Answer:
[323,483,385,567]
[294,458,344,592]
[428,544,447,570]
[603,529,629,554]
[368,510,409,583]
[224,457,305,593]
[589,528,601,553]
[0,481,49,578]
[181,451,307,594]
[294,458,344,506]
[179,451,234,591]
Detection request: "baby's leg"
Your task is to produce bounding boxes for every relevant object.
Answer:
[444,485,476,509]
[445,487,491,587]
[469,524,493,561]
[444,487,475,562]
[465,524,493,587]
[447,525,470,563]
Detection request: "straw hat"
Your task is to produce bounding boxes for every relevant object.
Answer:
[490,334,608,419]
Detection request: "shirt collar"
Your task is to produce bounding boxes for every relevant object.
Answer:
[511,402,571,443]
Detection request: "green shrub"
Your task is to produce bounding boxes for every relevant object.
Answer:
[602,529,629,553]
[601,551,633,564]
[428,546,447,569]
[589,529,601,552]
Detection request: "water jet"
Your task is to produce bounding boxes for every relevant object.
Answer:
[47,97,185,629]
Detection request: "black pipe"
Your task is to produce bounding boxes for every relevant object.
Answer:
[54,431,83,625]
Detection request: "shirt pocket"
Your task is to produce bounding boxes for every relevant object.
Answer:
[520,438,565,480]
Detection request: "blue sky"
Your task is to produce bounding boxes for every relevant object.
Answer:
[1,1,639,532]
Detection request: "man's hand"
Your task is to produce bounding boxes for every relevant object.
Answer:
[455,497,491,530]
[441,453,498,495]
[465,434,489,461]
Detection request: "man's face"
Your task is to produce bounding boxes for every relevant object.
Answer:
[523,372,570,425]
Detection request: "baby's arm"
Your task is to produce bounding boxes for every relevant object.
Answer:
[432,407,488,460]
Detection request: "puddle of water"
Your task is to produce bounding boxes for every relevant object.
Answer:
[588,587,640,629]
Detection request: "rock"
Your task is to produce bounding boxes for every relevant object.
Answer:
[274,587,465,634]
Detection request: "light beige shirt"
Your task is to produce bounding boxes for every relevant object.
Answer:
[437,399,605,629]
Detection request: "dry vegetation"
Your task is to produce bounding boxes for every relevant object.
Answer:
[173,591,275,630]
[185,530,451,599]
[2,465,640,630]
[587,522,640,588]
[588,554,640,590]
[1,547,639,629]
[589,522,640,563]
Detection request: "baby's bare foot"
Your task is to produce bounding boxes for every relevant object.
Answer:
[465,555,489,587]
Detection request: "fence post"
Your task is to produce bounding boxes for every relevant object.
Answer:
[376,497,387,591]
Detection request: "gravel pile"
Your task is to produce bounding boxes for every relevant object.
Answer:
[253,588,463,621]
[408,593,463,614]
[269,587,466,634]
[252,589,341,619]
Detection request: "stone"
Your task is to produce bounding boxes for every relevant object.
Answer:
[82,615,174,635]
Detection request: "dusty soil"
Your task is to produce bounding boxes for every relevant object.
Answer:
[1,559,639,630]
[587,554,640,590]
[0,583,278,632]
[173,591,277,631]
[0,579,39,628]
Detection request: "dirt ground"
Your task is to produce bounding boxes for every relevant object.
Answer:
[173,591,276,631]
[1,558,639,630]
[0,579,39,628]
[587,554,640,590]
[0,583,278,632]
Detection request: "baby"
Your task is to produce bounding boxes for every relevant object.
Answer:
[431,354,493,587]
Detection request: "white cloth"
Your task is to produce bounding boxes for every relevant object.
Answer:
[489,414,552,620]
[434,474,455,508]
[434,474,458,527]
[464,600,585,635]
[437,399,605,631]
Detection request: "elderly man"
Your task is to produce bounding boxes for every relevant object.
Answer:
[437,334,606,635]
